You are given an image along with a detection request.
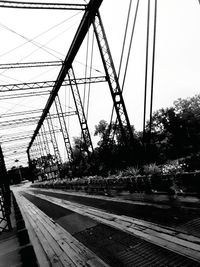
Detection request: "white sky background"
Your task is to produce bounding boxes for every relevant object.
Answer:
[0,0,199,168]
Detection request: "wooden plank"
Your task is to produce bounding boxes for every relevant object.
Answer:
[17,195,63,267]
[29,191,200,262]
[28,200,107,267]
[14,191,109,267]
[21,201,75,267]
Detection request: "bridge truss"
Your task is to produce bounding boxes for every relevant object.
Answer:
[0,0,134,175]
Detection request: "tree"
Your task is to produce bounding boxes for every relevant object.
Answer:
[148,94,200,163]
[94,120,143,173]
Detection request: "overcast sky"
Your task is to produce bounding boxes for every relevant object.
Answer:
[0,0,199,167]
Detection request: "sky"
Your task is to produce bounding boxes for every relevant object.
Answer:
[0,0,199,168]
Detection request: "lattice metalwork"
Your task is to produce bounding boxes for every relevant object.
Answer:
[68,67,94,154]
[0,1,86,10]
[0,76,106,92]
[46,114,62,164]
[54,95,73,162]
[41,125,51,156]
[0,60,63,70]
[0,146,12,233]
[38,135,45,158]
[93,12,134,146]
[0,111,76,129]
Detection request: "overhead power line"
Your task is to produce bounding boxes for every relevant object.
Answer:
[0,1,86,10]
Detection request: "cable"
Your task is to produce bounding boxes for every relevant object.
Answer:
[83,27,90,110]
[0,10,82,60]
[118,0,133,80]
[0,12,82,61]
[86,30,95,120]
[143,0,150,142]
[149,0,157,138]
[109,0,133,129]
[109,0,140,140]
[121,0,140,92]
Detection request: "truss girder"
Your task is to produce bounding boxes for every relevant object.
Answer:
[41,125,51,155]
[46,114,62,164]
[0,91,50,100]
[0,109,43,118]
[55,95,73,162]
[0,60,63,70]
[28,0,103,152]
[93,12,134,146]
[2,135,32,143]
[4,150,28,157]
[0,76,106,92]
[34,137,41,159]
[0,1,86,10]
[2,143,28,150]
[68,67,94,154]
[39,134,46,157]
[0,111,77,128]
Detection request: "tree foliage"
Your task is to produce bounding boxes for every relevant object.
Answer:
[148,94,200,165]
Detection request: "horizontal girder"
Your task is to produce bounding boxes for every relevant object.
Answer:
[0,1,86,10]
[0,91,50,100]
[0,76,106,92]
[28,0,103,152]
[0,111,77,128]
[0,60,63,70]
[0,109,43,118]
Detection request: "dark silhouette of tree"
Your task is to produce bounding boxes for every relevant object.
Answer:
[147,94,200,165]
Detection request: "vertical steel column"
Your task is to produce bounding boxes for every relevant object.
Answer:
[46,113,62,164]
[36,135,44,158]
[41,124,51,156]
[54,95,73,162]
[31,145,38,160]
[33,139,40,159]
[93,12,134,146]
[0,145,12,232]
[38,133,45,157]
[68,67,94,154]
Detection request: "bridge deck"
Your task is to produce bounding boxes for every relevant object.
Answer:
[14,190,109,267]
[12,186,200,267]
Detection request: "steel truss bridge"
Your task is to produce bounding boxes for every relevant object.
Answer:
[0,0,136,171]
[0,0,198,171]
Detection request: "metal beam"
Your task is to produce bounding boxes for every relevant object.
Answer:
[27,0,103,153]
[0,91,50,100]
[0,60,63,70]
[0,109,43,118]
[93,12,134,146]
[0,111,77,129]
[0,76,106,92]
[0,1,86,10]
